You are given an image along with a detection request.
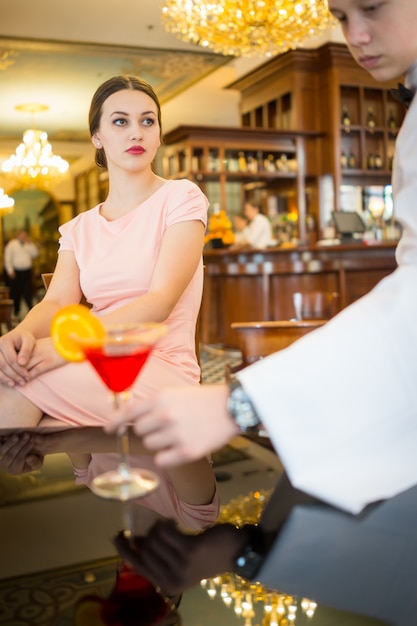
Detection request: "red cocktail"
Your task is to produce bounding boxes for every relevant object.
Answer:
[76,323,168,503]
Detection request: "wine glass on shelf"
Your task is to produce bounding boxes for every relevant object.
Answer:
[75,322,168,503]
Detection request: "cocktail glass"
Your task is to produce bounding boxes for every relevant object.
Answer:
[75,322,167,505]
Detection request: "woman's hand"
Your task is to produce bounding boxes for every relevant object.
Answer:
[26,337,67,378]
[0,329,37,387]
[0,432,44,474]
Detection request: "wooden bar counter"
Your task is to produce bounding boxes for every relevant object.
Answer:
[201,242,397,347]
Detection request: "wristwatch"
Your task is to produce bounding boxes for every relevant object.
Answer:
[227,377,261,433]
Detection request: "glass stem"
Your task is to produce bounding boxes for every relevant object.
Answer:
[112,392,135,539]
[123,501,135,541]
[112,391,131,478]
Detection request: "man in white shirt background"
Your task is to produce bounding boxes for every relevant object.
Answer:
[4,229,39,320]
[243,201,274,248]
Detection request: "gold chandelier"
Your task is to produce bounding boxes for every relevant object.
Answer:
[161,0,336,58]
[0,187,14,215]
[201,576,317,625]
[1,104,69,190]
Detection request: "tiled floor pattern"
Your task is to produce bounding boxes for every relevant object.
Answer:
[199,343,242,383]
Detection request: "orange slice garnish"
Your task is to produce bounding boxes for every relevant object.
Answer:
[51,304,105,362]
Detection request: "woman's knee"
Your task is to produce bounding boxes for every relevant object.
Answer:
[0,387,43,427]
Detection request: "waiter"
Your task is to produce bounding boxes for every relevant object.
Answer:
[4,229,39,320]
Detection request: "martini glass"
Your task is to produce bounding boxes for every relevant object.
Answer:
[75,322,167,504]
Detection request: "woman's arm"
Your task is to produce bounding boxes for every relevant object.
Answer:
[101,220,205,325]
[166,458,217,506]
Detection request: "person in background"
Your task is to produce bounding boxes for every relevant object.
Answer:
[243,201,273,248]
[107,0,417,517]
[0,75,219,529]
[231,212,251,247]
[4,229,38,320]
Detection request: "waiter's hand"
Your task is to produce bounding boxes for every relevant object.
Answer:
[113,519,248,597]
[106,384,239,467]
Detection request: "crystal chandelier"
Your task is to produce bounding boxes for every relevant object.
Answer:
[1,104,69,190]
[161,0,336,58]
[0,188,14,215]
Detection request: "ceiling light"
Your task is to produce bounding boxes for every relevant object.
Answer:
[1,104,69,190]
[0,188,14,214]
[161,0,336,58]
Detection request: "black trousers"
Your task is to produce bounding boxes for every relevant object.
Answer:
[10,268,33,315]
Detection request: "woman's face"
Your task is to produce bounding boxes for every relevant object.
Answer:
[93,88,161,174]
[328,0,417,82]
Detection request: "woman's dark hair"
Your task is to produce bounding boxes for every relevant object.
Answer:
[89,75,162,169]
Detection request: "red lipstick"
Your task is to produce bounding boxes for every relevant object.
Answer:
[127,146,145,155]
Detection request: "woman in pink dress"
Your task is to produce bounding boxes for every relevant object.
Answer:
[0,75,219,529]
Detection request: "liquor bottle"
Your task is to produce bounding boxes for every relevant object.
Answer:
[228,153,239,172]
[256,150,263,171]
[340,151,348,169]
[388,109,396,130]
[374,153,383,170]
[366,106,376,130]
[277,154,289,172]
[367,153,375,169]
[208,149,219,171]
[348,152,356,169]
[238,151,247,172]
[264,154,276,172]
[341,105,351,129]
[247,153,258,173]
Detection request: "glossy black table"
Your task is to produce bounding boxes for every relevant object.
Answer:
[1,429,414,625]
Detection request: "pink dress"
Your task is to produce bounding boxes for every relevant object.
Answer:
[17,179,220,528]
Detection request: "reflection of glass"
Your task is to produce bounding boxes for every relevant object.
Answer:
[74,561,177,626]
[76,323,167,503]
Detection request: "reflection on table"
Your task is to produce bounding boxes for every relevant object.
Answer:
[0,425,220,531]
[2,430,413,625]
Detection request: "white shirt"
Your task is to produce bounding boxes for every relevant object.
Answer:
[4,238,38,275]
[238,70,417,514]
[246,213,273,248]
[234,225,251,245]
